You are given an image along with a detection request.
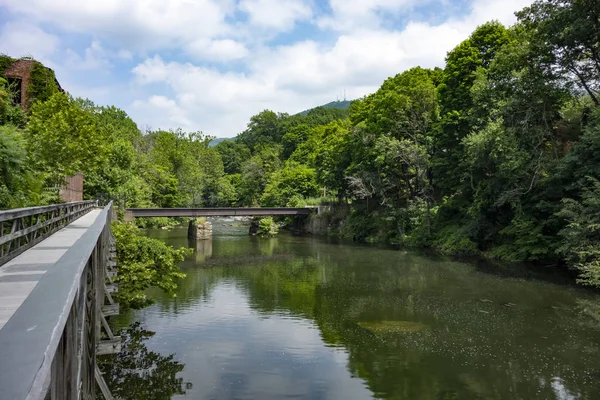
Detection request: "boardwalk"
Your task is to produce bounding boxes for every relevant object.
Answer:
[0,209,101,329]
[0,202,118,400]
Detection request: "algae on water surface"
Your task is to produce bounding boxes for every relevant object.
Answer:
[357,320,428,334]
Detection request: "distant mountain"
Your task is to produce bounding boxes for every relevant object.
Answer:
[209,137,233,147]
[297,100,353,116]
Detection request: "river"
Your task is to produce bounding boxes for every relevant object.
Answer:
[104,221,600,400]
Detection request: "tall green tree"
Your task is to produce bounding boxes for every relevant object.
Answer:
[0,126,42,208]
[238,145,282,206]
[261,162,319,206]
[214,140,251,175]
[434,21,512,195]
[237,110,287,151]
[517,0,600,105]
[27,92,107,182]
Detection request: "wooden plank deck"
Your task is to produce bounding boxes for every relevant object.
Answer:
[0,209,102,331]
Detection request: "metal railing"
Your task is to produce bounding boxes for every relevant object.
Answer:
[0,201,97,266]
[0,202,118,399]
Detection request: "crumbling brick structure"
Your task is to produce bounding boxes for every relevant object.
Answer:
[4,59,80,201]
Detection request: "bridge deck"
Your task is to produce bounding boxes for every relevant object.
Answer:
[127,207,315,218]
[0,209,102,331]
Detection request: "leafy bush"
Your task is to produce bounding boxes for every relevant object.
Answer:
[433,225,479,256]
[112,221,190,309]
[556,178,600,287]
[338,211,377,242]
[135,217,179,229]
[258,217,279,236]
[260,163,319,207]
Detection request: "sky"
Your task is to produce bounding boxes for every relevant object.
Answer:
[0,0,534,138]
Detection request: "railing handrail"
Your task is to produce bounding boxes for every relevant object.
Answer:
[0,202,113,400]
[0,201,98,267]
[0,200,97,222]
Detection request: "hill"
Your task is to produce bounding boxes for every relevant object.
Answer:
[209,137,233,147]
[297,100,352,116]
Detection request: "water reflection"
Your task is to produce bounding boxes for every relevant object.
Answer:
[98,322,192,400]
[110,223,600,399]
[188,238,213,263]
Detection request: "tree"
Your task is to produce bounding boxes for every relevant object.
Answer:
[237,110,287,151]
[238,145,282,206]
[433,21,512,195]
[112,222,189,310]
[345,68,439,218]
[27,92,107,181]
[83,104,143,202]
[0,77,26,128]
[517,0,600,105]
[282,124,310,159]
[0,126,42,208]
[261,162,320,206]
[557,178,600,287]
[312,120,352,198]
[214,140,251,175]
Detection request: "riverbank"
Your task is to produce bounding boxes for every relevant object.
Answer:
[292,204,584,286]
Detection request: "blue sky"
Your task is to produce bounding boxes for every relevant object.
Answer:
[0,0,533,138]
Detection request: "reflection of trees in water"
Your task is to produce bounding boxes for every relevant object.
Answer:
[201,255,599,400]
[98,322,192,400]
[141,228,600,399]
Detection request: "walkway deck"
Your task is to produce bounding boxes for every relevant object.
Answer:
[0,209,102,331]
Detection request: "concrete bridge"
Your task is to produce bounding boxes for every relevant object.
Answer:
[0,201,119,400]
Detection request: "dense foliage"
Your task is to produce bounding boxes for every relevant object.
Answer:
[112,222,189,309]
[1,0,599,287]
[257,217,279,237]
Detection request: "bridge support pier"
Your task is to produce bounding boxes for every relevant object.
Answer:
[188,218,212,240]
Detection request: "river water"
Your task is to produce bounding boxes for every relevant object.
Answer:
[105,221,600,400]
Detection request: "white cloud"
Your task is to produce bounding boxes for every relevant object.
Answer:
[186,39,249,62]
[0,0,535,137]
[129,0,532,136]
[239,0,313,31]
[1,0,234,55]
[65,40,111,70]
[0,21,59,60]
[132,94,193,129]
[318,0,427,31]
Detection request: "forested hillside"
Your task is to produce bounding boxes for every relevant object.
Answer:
[297,100,352,116]
[1,0,599,286]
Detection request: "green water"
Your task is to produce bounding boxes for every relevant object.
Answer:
[106,222,600,400]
